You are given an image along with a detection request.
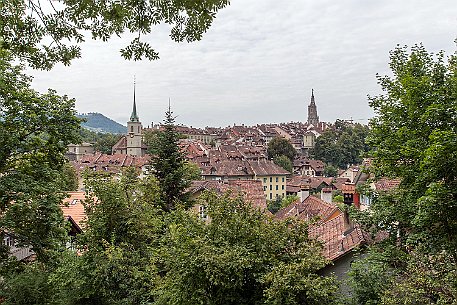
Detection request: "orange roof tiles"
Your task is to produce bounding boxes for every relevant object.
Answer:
[61,192,88,231]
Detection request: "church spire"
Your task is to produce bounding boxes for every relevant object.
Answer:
[130,76,139,122]
[307,88,319,126]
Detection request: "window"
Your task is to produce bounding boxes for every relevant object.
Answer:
[282,185,284,190]
[199,205,207,220]
[269,193,272,199]
[263,186,267,191]
[276,177,278,182]
[263,178,267,183]
[270,185,272,190]
[270,177,272,183]
[282,177,285,182]
[276,185,278,190]
[131,126,133,132]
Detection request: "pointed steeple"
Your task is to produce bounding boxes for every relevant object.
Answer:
[130,76,139,122]
[307,88,319,126]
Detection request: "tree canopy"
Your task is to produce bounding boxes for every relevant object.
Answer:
[313,120,369,169]
[348,43,457,304]
[0,48,81,262]
[0,0,230,69]
[267,137,296,163]
[146,107,195,211]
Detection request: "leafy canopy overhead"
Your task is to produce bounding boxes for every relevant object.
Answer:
[0,0,230,69]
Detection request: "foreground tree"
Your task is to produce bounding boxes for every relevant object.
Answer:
[0,0,229,69]
[0,48,81,263]
[48,169,163,305]
[155,192,338,305]
[349,43,457,304]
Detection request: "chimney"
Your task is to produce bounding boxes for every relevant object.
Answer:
[342,183,356,233]
[321,188,333,203]
[299,184,310,202]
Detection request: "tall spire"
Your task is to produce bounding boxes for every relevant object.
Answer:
[310,88,315,105]
[130,76,139,122]
[307,88,319,126]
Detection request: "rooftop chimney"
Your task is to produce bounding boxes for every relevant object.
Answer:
[321,187,333,203]
[299,184,310,202]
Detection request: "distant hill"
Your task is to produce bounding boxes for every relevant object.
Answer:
[78,113,127,134]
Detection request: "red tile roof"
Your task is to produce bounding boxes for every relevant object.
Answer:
[61,192,88,232]
[249,160,290,176]
[275,195,340,223]
[309,214,367,261]
[189,180,268,211]
[374,178,401,191]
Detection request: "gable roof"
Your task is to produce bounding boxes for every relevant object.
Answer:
[309,214,367,261]
[275,195,340,224]
[61,192,87,232]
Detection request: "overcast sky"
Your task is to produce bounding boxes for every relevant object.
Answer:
[28,0,457,128]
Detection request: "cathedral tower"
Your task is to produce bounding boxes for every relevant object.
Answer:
[307,89,319,126]
[126,79,143,156]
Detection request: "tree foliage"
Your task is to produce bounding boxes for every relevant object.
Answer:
[267,137,296,162]
[155,191,338,305]
[313,120,369,169]
[0,0,230,69]
[273,155,293,173]
[79,128,122,154]
[0,48,81,262]
[349,43,457,304]
[146,107,194,211]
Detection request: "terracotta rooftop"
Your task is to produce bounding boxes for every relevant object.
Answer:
[374,178,401,192]
[189,180,268,211]
[61,192,88,232]
[309,214,367,261]
[275,195,340,224]
[249,160,290,176]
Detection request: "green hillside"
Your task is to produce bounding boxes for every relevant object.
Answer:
[78,112,127,134]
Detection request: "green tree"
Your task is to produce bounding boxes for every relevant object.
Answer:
[0,48,81,263]
[314,120,369,168]
[349,43,457,304]
[273,155,293,173]
[49,169,163,305]
[155,191,338,305]
[61,162,78,191]
[323,164,338,177]
[0,0,230,69]
[147,107,193,211]
[267,137,296,162]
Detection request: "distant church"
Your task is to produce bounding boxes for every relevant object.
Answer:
[112,82,147,156]
[307,89,319,126]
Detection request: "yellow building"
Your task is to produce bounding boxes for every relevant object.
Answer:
[250,160,290,200]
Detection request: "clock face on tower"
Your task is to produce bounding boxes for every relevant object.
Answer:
[130,133,134,138]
